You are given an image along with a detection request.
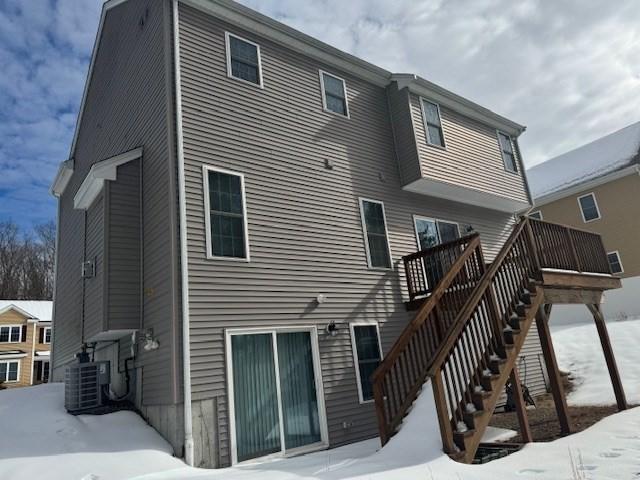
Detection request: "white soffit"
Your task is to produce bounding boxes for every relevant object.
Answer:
[74,147,143,210]
[404,177,531,213]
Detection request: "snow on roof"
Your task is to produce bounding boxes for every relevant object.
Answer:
[0,301,53,322]
[527,121,640,200]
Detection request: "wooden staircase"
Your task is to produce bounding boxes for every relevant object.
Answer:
[372,217,617,463]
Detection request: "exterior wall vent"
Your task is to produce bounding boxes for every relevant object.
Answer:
[81,259,96,278]
[64,361,110,414]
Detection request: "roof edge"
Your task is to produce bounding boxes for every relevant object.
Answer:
[534,164,640,206]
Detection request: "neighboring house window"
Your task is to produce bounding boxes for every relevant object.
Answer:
[319,71,349,117]
[225,32,262,86]
[498,132,518,172]
[607,251,624,274]
[203,166,250,260]
[578,193,601,222]
[0,326,22,343]
[529,210,543,220]
[359,199,392,269]
[0,361,19,382]
[421,99,445,148]
[350,324,383,403]
[42,327,51,344]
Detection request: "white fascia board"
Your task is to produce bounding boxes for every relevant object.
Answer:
[533,164,640,207]
[0,352,28,360]
[0,304,37,319]
[74,147,143,210]
[50,159,74,197]
[392,74,526,137]
[404,177,531,213]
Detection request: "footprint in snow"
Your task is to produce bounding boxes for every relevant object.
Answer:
[598,451,622,458]
[56,427,78,438]
[578,465,597,471]
[516,469,545,475]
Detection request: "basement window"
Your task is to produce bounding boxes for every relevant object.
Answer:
[498,131,518,172]
[359,198,392,269]
[319,71,349,117]
[225,32,263,87]
[0,326,22,343]
[421,99,446,148]
[607,251,623,274]
[578,192,601,222]
[0,361,19,382]
[203,166,250,261]
[350,324,383,403]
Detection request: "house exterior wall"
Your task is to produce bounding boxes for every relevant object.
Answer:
[51,0,181,408]
[535,173,640,278]
[0,310,37,387]
[534,172,640,324]
[386,84,421,185]
[177,3,545,467]
[409,93,530,205]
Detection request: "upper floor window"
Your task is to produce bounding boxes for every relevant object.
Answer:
[0,326,22,343]
[225,32,263,87]
[41,327,51,344]
[498,132,518,172]
[0,361,19,382]
[607,251,623,274]
[421,99,445,148]
[203,166,250,261]
[578,192,601,222]
[529,210,543,220]
[350,323,383,403]
[319,71,349,117]
[359,198,392,269]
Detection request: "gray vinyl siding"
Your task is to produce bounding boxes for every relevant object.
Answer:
[52,0,180,406]
[83,192,105,341]
[106,160,142,331]
[409,93,529,204]
[178,4,526,466]
[386,83,421,185]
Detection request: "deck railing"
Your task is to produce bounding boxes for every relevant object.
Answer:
[375,217,613,450]
[403,234,481,302]
[373,233,484,444]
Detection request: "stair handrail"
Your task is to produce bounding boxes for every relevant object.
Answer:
[426,219,534,377]
[371,232,483,444]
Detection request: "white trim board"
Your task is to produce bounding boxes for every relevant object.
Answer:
[73,147,143,210]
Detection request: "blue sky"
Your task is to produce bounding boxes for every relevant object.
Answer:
[1,0,639,231]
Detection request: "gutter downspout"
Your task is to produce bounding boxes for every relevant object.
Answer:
[172,0,194,466]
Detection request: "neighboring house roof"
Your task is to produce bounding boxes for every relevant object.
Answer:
[527,121,640,202]
[0,301,53,323]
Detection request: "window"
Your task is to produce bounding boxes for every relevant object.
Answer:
[359,199,392,269]
[421,99,445,148]
[350,324,383,403]
[204,167,250,260]
[529,210,543,220]
[319,71,349,117]
[414,216,460,251]
[497,132,518,172]
[0,326,22,343]
[43,327,51,344]
[0,361,19,382]
[225,32,262,86]
[607,251,624,274]
[578,193,601,222]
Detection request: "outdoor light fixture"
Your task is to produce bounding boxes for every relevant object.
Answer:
[325,321,338,337]
[138,329,159,352]
[316,293,327,304]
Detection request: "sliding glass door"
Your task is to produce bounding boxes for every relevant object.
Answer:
[228,328,326,464]
[414,216,460,289]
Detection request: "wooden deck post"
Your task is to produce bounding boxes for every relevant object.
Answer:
[535,304,572,435]
[586,304,628,411]
[510,365,533,443]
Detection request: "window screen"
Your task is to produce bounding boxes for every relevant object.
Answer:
[321,72,348,116]
[207,170,247,259]
[361,200,391,269]
[499,132,518,172]
[422,100,445,147]
[352,325,382,402]
[578,194,600,222]
[228,34,261,85]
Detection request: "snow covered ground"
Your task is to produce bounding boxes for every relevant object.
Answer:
[1,320,639,480]
[554,317,640,406]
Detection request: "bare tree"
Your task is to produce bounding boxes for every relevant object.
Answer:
[0,221,55,300]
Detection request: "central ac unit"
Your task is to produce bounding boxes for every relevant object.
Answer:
[64,361,110,414]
